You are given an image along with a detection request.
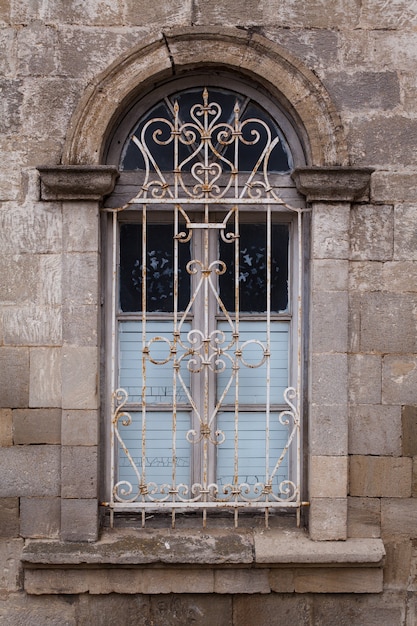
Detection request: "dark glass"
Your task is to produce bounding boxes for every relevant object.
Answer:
[120,223,191,312]
[219,223,289,313]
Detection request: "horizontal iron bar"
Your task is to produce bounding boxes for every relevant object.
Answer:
[105,501,309,510]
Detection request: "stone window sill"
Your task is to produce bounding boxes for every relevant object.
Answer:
[22,528,385,595]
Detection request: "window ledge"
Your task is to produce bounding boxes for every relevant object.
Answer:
[22,529,385,595]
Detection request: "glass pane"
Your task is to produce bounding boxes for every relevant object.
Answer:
[219,223,289,313]
[120,223,191,312]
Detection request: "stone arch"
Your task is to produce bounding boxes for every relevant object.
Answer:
[62,28,348,167]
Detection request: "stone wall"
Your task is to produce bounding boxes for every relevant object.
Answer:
[1,1,417,624]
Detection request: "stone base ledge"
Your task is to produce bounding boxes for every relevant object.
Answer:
[22,529,385,595]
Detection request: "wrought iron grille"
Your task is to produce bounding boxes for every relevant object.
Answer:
[107,88,307,527]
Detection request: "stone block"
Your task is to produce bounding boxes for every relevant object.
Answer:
[383,261,417,293]
[349,261,383,292]
[265,0,360,28]
[311,203,350,260]
[372,172,417,203]
[16,21,58,76]
[62,409,99,446]
[309,456,348,498]
[360,292,417,353]
[0,593,76,625]
[61,446,98,498]
[0,347,29,408]
[382,356,417,405]
[394,205,417,260]
[360,0,417,29]
[312,591,406,626]
[348,116,417,166]
[0,408,12,445]
[349,405,401,456]
[62,346,99,410]
[214,569,270,594]
[76,593,151,626]
[0,445,60,497]
[0,538,24,592]
[194,0,261,26]
[29,348,61,408]
[61,498,98,542]
[149,594,232,626]
[312,259,348,292]
[20,497,60,538]
[3,305,62,346]
[309,404,348,456]
[309,498,347,541]
[348,354,382,404]
[350,456,412,497]
[0,253,39,304]
[383,540,412,589]
[123,0,191,26]
[310,291,348,353]
[310,354,348,406]
[63,303,99,347]
[403,406,417,457]
[0,201,62,255]
[38,254,61,306]
[234,593,312,626]
[294,567,383,593]
[347,497,381,538]
[350,204,393,261]
[326,71,400,111]
[268,569,295,593]
[0,498,19,537]
[13,408,61,444]
[381,498,417,538]
[0,78,23,133]
[348,292,361,353]
[62,201,99,252]
[62,252,99,306]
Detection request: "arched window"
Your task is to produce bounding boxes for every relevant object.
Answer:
[103,77,307,527]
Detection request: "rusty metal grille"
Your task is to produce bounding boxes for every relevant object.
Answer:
[107,88,307,527]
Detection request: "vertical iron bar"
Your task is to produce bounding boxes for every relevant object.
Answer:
[110,210,118,528]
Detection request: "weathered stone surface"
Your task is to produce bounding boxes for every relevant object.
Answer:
[0,538,24,592]
[149,594,231,626]
[0,253,39,304]
[16,22,58,76]
[62,252,99,306]
[0,446,60,497]
[350,456,412,497]
[0,78,23,133]
[61,409,99,446]
[0,201,62,254]
[234,593,312,626]
[348,354,382,404]
[381,499,417,539]
[349,261,383,292]
[310,203,350,259]
[62,201,99,252]
[0,408,12,446]
[3,305,61,346]
[311,354,348,405]
[309,456,348,498]
[349,405,401,456]
[61,498,99,542]
[13,409,61,444]
[29,348,61,408]
[0,593,76,625]
[347,497,381,538]
[20,497,60,538]
[63,303,99,347]
[311,291,348,353]
[0,498,19,538]
[350,204,393,261]
[310,404,348,456]
[394,204,417,261]
[293,169,372,202]
[61,346,99,410]
[402,405,417,457]
[295,567,383,593]
[214,569,270,594]
[372,172,417,203]
[312,259,349,292]
[325,72,400,111]
[312,591,406,626]
[350,116,417,166]
[382,261,417,293]
[360,292,417,353]
[383,540,412,590]
[39,166,118,201]
[37,254,61,306]
[0,347,29,408]
[309,498,348,541]
[76,593,150,626]
[61,446,98,498]
[268,568,295,593]
[382,356,417,405]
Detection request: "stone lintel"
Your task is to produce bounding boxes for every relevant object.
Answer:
[292,167,374,202]
[21,528,385,569]
[37,165,119,201]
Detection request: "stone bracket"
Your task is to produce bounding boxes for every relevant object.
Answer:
[292,167,374,202]
[37,165,119,201]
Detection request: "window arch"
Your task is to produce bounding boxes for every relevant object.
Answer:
[103,77,308,528]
